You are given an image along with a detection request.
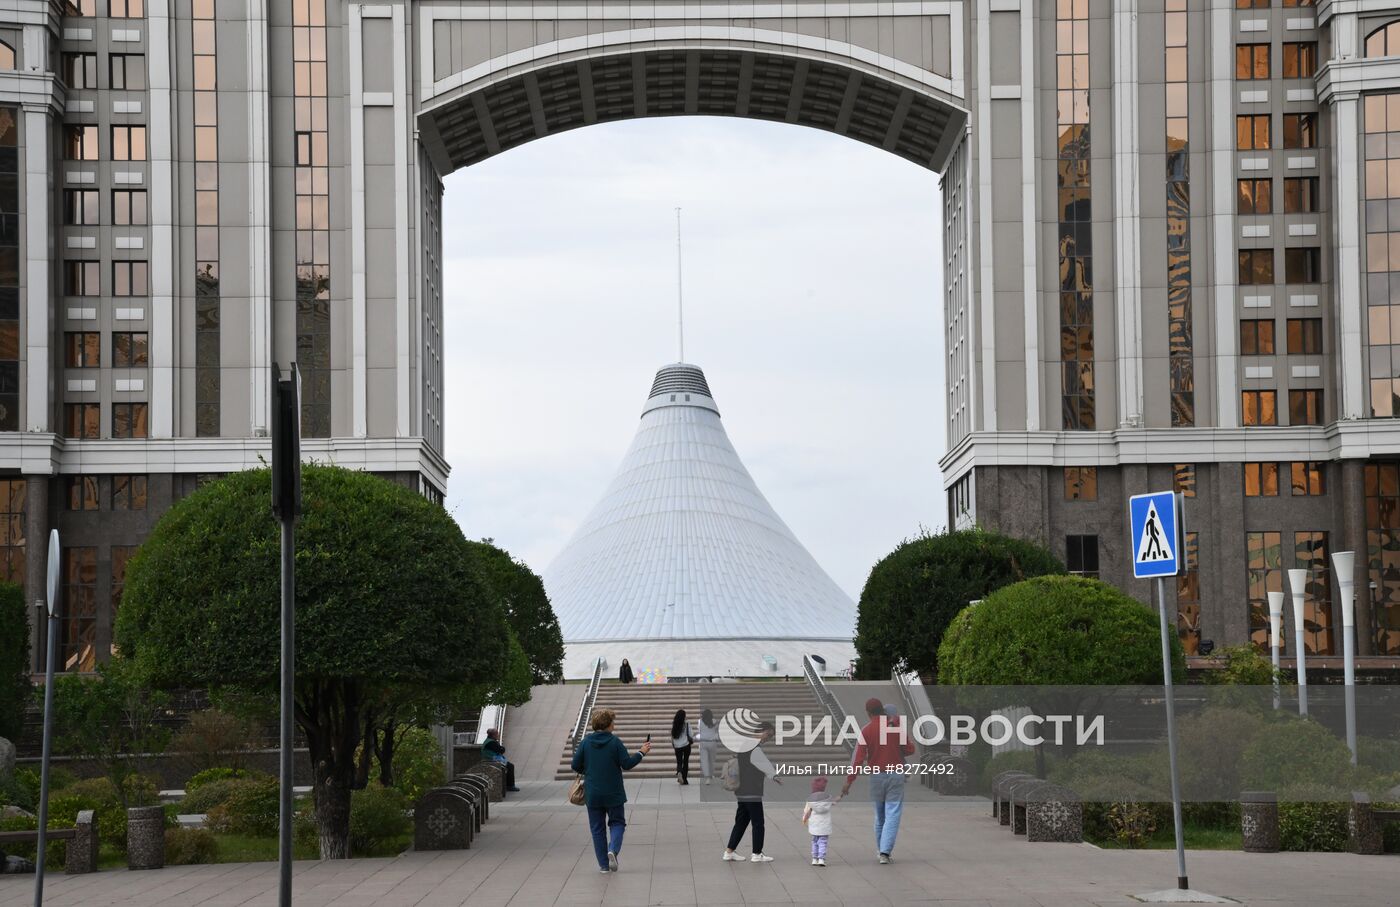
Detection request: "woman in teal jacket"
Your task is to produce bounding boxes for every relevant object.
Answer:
[571,707,652,872]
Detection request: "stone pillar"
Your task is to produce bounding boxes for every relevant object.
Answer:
[126,806,166,870]
[65,810,98,874]
[23,476,47,673]
[1241,791,1279,853]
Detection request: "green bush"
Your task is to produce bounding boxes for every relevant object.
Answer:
[203,777,279,837]
[1357,736,1400,776]
[0,810,68,868]
[1202,644,1278,686]
[364,726,444,806]
[170,709,259,774]
[165,827,219,865]
[855,528,1064,680]
[0,581,29,742]
[349,784,409,855]
[293,798,319,854]
[1107,801,1157,848]
[182,778,250,815]
[1241,718,1354,792]
[186,767,264,792]
[51,774,158,853]
[1177,707,1267,801]
[1278,784,1349,852]
[0,772,35,812]
[938,575,1185,685]
[980,750,1041,793]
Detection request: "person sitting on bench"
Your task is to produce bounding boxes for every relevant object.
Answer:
[483,728,521,792]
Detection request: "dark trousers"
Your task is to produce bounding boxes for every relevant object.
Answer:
[726,801,765,853]
[586,804,626,869]
[504,760,516,789]
[673,744,691,782]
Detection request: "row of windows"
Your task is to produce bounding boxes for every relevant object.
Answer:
[64,402,147,439]
[1235,42,1317,81]
[1235,113,1317,150]
[65,474,146,511]
[63,0,143,15]
[64,260,148,297]
[1235,1,1316,8]
[63,331,149,368]
[1238,247,1321,284]
[62,53,144,91]
[63,189,147,226]
[1241,388,1324,425]
[1244,461,1326,496]
[1237,177,1318,215]
[1238,317,1323,355]
[64,125,147,162]
[1165,0,1193,427]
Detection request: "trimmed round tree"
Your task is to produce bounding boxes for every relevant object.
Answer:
[937,575,1186,685]
[114,465,512,859]
[464,539,564,685]
[854,528,1064,680]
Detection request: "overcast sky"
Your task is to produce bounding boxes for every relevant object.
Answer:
[439,116,947,601]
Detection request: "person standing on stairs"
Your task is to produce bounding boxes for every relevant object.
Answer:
[572,708,652,873]
[695,708,721,784]
[670,709,694,784]
[618,659,634,684]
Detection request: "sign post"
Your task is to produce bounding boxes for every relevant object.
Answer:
[1129,491,1188,893]
[33,529,60,907]
[271,364,302,907]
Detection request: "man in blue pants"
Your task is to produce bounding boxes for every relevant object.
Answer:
[839,698,914,863]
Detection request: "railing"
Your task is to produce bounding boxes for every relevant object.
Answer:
[803,654,854,754]
[568,657,605,749]
[473,703,507,745]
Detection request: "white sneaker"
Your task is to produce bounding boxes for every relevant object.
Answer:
[817,858,826,867]
[722,850,744,862]
[878,853,891,864]
[811,858,818,866]
[750,853,774,863]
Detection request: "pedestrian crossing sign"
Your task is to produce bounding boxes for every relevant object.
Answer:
[1129,491,1182,579]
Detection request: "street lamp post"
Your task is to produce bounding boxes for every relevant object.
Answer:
[1286,568,1309,717]
[1267,590,1284,711]
[1331,551,1357,765]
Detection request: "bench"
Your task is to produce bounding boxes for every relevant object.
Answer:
[991,770,1034,825]
[415,780,493,851]
[0,809,98,874]
[1024,782,1082,843]
[1349,791,1400,855]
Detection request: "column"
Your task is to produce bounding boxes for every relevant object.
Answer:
[1112,0,1145,428]
[1332,93,1366,420]
[24,475,47,673]
[22,106,48,432]
[246,0,273,434]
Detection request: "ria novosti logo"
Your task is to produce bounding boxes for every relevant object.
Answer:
[716,707,767,753]
[716,705,1105,749]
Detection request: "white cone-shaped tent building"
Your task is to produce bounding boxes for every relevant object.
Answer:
[544,363,857,678]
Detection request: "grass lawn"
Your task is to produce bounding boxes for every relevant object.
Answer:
[1091,825,1242,851]
[212,833,410,863]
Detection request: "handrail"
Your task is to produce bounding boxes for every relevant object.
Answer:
[474,703,506,745]
[803,654,854,754]
[890,667,927,756]
[568,657,604,749]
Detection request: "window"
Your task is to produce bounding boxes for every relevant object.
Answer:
[1287,318,1323,354]
[1173,463,1197,498]
[1238,178,1272,215]
[1242,389,1278,425]
[1244,462,1280,496]
[1282,1,1316,7]
[1236,0,1269,9]
[1364,463,1400,654]
[112,260,148,296]
[1240,319,1276,355]
[0,41,13,73]
[109,54,145,91]
[1282,42,1318,79]
[1177,531,1202,655]
[109,0,144,16]
[1237,114,1270,150]
[63,189,98,226]
[1295,531,1336,654]
[64,402,99,439]
[112,189,147,226]
[1065,535,1099,579]
[1238,249,1274,284]
[63,1,96,14]
[1285,247,1321,283]
[112,402,148,439]
[112,474,147,510]
[65,476,98,511]
[1283,113,1317,149]
[1291,461,1325,495]
[0,480,26,587]
[1289,388,1323,424]
[111,125,147,161]
[1064,466,1097,501]
[1236,44,1270,80]
[112,332,148,367]
[1247,531,1283,652]
[62,547,97,672]
[64,332,100,368]
[1365,21,1400,58]
[63,53,97,89]
[64,125,98,161]
[1284,177,1318,213]
[64,260,99,296]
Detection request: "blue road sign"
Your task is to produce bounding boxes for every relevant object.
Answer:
[1129,491,1181,579]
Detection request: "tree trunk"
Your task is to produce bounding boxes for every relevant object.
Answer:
[313,762,353,860]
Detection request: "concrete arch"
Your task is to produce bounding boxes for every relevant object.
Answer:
[416,33,969,175]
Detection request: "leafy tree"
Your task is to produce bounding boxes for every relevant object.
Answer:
[854,528,1064,680]
[464,539,564,684]
[114,465,513,859]
[0,581,28,741]
[1203,644,1279,686]
[937,575,1185,685]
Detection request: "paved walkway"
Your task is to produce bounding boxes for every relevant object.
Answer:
[2,780,1393,906]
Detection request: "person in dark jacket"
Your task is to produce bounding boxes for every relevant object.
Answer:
[671,709,693,785]
[571,707,651,872]
[618,659,634,684]
[722,721,780,863]
[481,728,520,792]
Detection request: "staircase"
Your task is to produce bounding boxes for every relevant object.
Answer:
[554,681,852,780]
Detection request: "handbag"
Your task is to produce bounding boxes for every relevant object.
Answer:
[568,774,586,806]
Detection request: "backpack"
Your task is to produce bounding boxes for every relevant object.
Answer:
[721,756,742,792]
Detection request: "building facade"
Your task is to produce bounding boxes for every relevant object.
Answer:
[0,1,1396,673]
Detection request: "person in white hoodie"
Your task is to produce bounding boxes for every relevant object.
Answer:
[802,776,834,866]
[695,709,721,784]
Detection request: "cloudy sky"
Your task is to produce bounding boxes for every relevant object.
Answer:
[439,116,947,601]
